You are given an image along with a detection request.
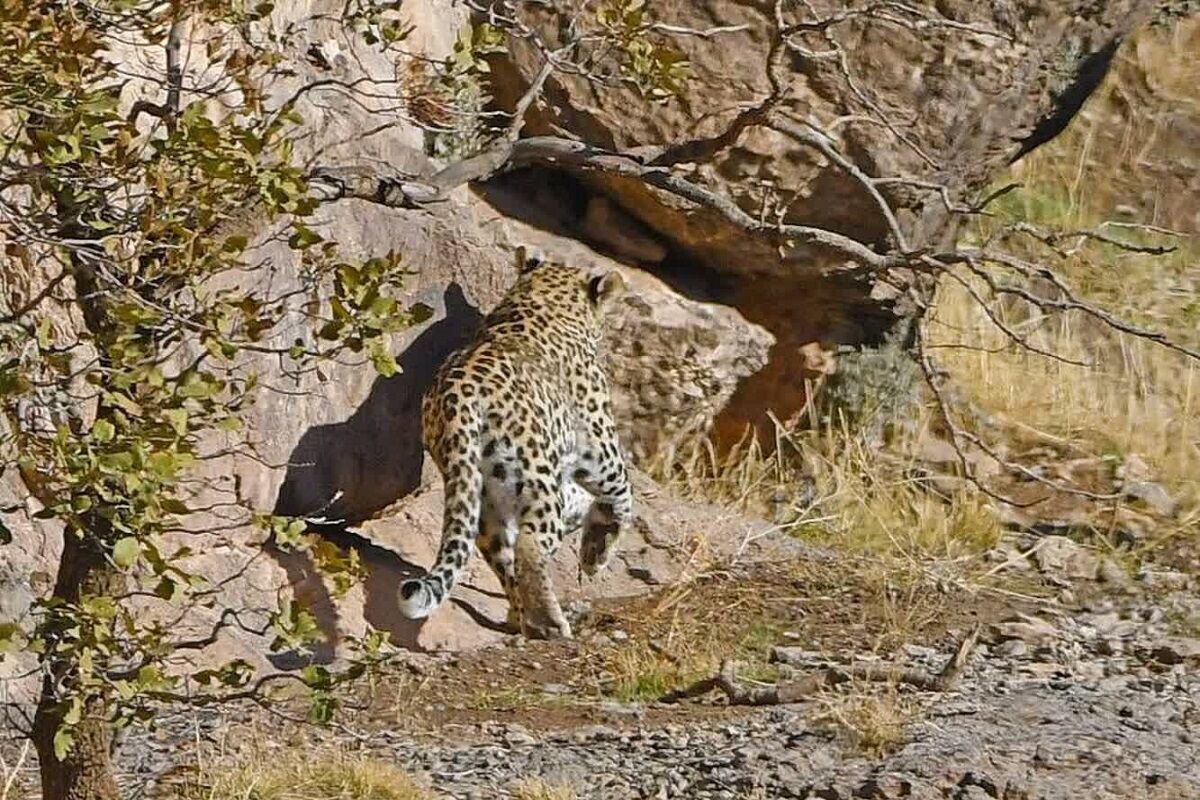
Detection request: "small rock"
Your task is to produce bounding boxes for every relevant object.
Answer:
[1145,637,1200,665]
[901,643,938,661]
[626,566,658,584]
[1117,455,1179,516]
[1033,536,1101,582]
[610,629,629,642]
[1097,558,1131,588]
[1121,480,1178,517]
[1138,569,1193,591]
[1020,662,1065,678]
[990,613,1060,646]
[598,700,642,717]
[993,639,1028,658]
[504,727,537,747]
[771,647,827,666]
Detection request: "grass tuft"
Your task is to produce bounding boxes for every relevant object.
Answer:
[812,685,920,758]
[170,747,431,800]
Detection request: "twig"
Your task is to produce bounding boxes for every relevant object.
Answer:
[128,15,186,131]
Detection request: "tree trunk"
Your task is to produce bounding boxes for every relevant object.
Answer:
[33,701,121,800]
[30,531,123,800]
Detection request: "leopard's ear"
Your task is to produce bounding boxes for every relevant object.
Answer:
[515,245,546,274]
[587,270,626,311]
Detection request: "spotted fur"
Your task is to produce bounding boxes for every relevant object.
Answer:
[398,249,633,639]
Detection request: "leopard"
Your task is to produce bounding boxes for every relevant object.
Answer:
[397,247,634,639]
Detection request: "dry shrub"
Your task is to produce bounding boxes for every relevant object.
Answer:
[812,684,921,758]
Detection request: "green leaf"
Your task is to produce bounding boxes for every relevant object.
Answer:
[287,224,323,250]
[222,234,249,252]
[370,346,399,378]
[53,726,74,760]
[92,419,115,442]
[0,622,26,654]
[36,318,53,349]
[154,576,177,600]
[164,408,188,436]
[112,537,140,568]
[62,696,83,726]
[160,498,190,515]
[409,302,434,325]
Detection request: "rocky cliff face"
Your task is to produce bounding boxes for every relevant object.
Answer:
[0,0,1154,692]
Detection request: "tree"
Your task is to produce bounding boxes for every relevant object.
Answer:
[0,2,425,797]
[0,1,1195,799]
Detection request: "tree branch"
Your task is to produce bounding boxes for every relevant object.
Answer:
[127,16,186,131]
[310,135,898,269]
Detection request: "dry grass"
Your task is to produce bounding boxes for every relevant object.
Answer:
[812,684,921,758]
[932,16,1200,542]
[170,747,431,800]
[510,778,578,800]
[600,582,784,702]
[654,416,1003,569]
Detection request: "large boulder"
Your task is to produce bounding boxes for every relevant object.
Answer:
[482,0,1155,441]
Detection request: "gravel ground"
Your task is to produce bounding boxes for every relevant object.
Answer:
[7,566,1200,800]
[373,654,1200,799]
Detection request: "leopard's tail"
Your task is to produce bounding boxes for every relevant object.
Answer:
[398,411,483,620]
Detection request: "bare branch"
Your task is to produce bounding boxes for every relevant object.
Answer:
[769,111,908,250]
[311,135,897,269]
[127,15,186,130]
[954,249,1200,362]
[1008,221,1179,256]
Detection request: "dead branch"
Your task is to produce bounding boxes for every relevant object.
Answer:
[952,249,1200,362]
[769,111,908,250]
[661,625,979,705]
[310,135,896,269]
[0,739,29,800]
[1008,221,1178,256]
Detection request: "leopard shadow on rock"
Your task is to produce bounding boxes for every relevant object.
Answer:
[268,282,490,664]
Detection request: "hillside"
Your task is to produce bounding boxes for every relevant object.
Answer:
[0,3,1197,800]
